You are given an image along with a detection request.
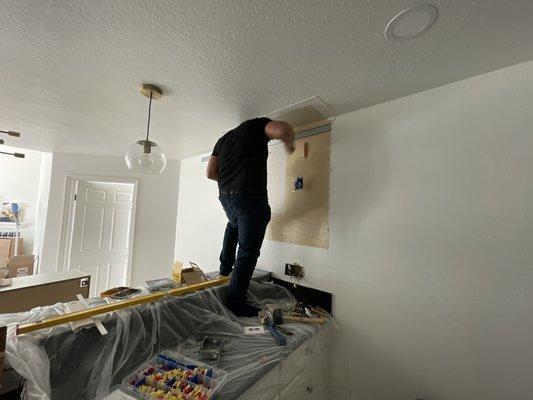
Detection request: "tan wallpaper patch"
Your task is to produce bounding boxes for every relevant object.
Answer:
[266,131,330,249]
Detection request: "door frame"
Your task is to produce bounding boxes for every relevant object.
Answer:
[57,174,138,287]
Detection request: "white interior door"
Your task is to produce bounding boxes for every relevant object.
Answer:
[68,180,135,297]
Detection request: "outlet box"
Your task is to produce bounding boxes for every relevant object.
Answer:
[293,177,304,191]
[285,263,304,278]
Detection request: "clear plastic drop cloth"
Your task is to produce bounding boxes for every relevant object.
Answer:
[0,276,336,400]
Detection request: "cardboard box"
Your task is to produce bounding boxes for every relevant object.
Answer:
[0,238,24,266]
[180,262,208,285]
[0,240,11,268]
[7,255,34,277]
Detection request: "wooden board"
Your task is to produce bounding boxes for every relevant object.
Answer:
[16,276,229,334]
[266,131,330,249]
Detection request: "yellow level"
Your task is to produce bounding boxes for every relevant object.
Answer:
[16,276,230,335]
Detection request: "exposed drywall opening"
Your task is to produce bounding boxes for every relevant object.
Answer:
[264,96,332,128]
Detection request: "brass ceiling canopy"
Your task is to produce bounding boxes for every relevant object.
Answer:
[139,84,163,100]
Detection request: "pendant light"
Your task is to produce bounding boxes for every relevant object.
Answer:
[0,130,21,137]
[1,129,25,158]
[0,150,25,158]
[125,84,167,174]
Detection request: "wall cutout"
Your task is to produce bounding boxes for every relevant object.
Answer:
[266,131,330,249]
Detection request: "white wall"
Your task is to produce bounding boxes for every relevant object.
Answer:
[32,152,53,271]
[0,146,49,255]
[41,153,180,285]
[175,61,533,400]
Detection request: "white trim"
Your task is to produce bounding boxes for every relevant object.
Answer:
[57,174,138,286]
[0,222,25,228]
[263,96,332,120]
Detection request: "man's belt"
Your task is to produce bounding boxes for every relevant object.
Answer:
[219,189,267,196]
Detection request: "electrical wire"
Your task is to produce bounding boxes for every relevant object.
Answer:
[292,263,304,288]
[145,91,153,141]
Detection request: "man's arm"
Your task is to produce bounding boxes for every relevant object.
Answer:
[265,120,295,153]
[206,155,218,181]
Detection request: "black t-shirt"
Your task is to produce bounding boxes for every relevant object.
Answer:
[212,117,272,193]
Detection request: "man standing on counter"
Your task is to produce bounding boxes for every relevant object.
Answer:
[206,118,295,316]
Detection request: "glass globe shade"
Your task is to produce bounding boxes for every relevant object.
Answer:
[125,140,167,174]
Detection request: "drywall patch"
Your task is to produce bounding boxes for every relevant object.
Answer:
[266,131,330,249]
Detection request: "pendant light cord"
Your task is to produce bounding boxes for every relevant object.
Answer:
[0,150,25,158]
[145,91,153,142]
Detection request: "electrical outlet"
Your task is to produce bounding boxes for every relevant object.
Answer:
[285,263,304,278]
[284,263,292,276]
[293,177,304,191]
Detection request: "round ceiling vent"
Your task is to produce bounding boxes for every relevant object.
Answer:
[385,4,438,42]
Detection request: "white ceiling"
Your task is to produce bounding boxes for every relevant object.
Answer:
[1,0,532,159]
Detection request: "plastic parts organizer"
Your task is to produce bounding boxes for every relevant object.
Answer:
[123,351,227,400]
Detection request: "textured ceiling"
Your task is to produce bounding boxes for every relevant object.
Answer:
[1,0,533,159]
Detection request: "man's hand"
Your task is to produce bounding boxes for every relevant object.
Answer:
[206,156,218,181]
[265,121,295,152]
[285,142,296,154]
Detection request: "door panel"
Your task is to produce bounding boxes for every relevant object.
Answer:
[110,208,131,251]
[108,263,127,287]
[236,365,281,400]
[81,207,105,251]
[86,189,106,202]
[68,180,135,297]
[279,342,313,386]
[280,373,309,400]
[114,191,133,203]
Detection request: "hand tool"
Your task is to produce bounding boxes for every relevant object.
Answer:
[283,315,325,324]
[265,321,287,346]
[259,309,287,346]
[275,326,294,336]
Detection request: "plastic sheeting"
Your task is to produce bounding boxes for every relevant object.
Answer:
[1,277,335,400]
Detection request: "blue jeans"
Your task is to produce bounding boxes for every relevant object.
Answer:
[219,194,271,307]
